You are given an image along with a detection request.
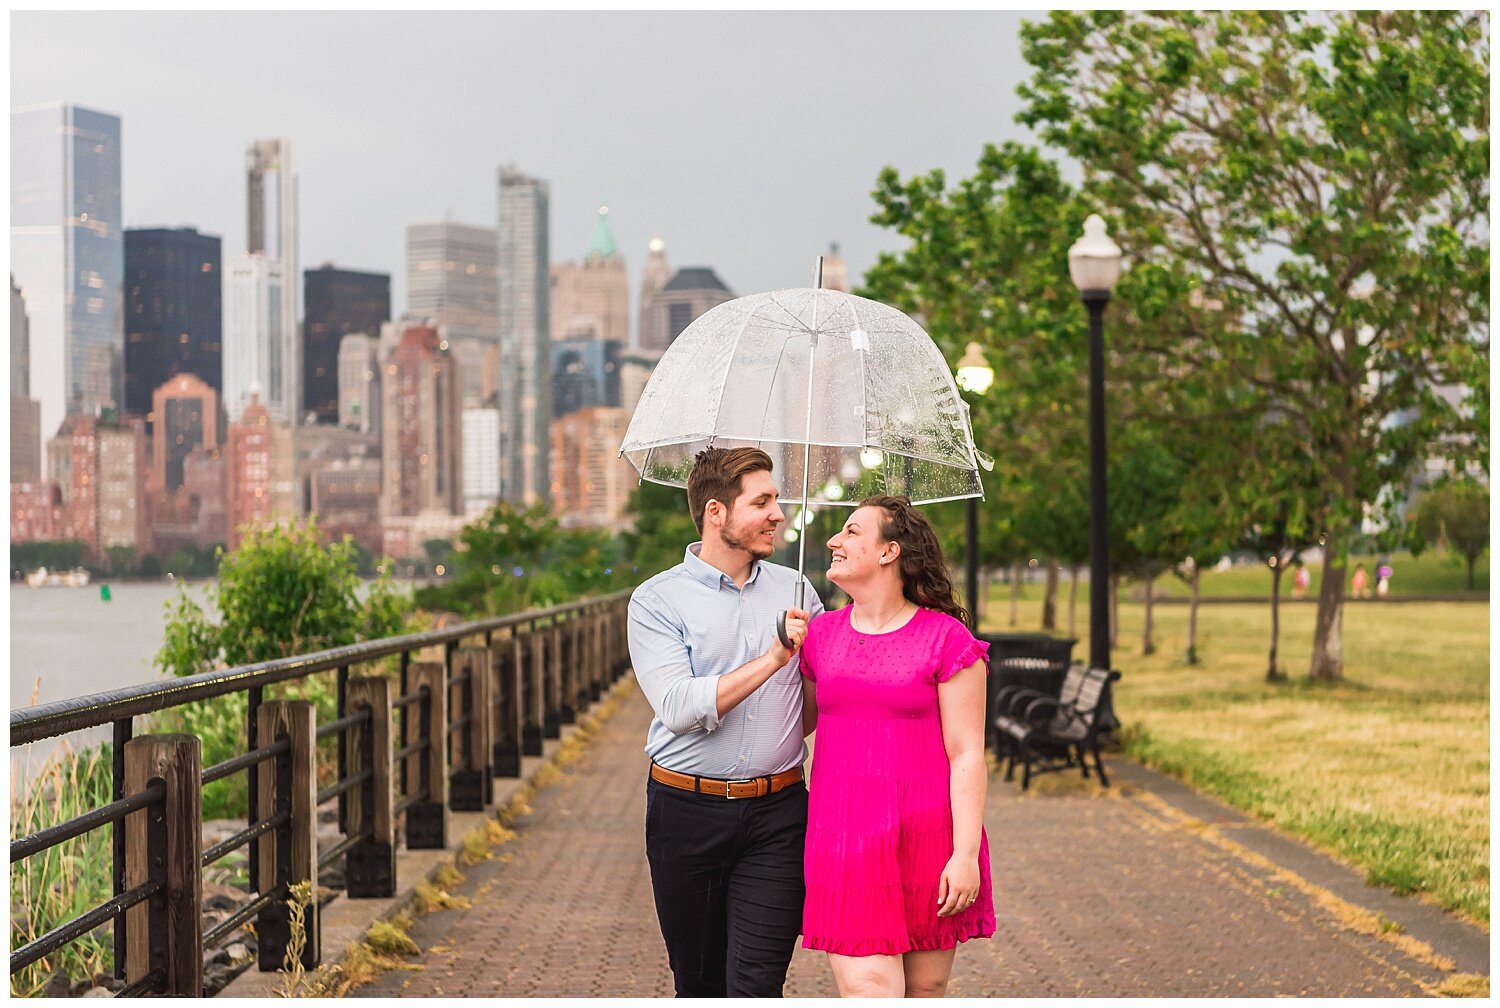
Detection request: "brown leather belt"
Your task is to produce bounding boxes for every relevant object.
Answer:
[650,762,803,800]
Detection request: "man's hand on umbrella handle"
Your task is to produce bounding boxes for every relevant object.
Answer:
[773,608,811,663]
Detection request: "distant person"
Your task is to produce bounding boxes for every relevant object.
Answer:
[1292,563,1310,599]
[1376,560,1393,597]
[1351,564,1371,599]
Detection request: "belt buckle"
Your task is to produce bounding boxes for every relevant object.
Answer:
[722,779,740,799]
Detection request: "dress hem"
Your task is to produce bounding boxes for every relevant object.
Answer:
[801,925,996,958]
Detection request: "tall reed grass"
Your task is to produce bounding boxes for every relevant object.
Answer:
[10,740,116,996]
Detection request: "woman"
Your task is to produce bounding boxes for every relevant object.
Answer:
[798,495,994,997]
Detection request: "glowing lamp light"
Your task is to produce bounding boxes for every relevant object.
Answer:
[860,447,884,470]
[955,342,994,396]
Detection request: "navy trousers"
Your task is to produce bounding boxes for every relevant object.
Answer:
[644,777,808,997]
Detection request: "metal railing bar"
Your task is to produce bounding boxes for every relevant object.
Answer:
[200,809,289,868]
[392,740,425,763]
[200,737,292,786]
[315,709,371,740]
[315,829,370,871]
[10,879,160,973]
[12,590,631,745]
[391,687,431,712]
[10,781,166,863]
[201,887,283,950]
[446,714,474,735]
[315,769,371,807]
[113,967,164,998]
[392,790,429,817]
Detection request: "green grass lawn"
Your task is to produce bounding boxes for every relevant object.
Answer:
[981,587,1490,927]
[1151,549,1489,599]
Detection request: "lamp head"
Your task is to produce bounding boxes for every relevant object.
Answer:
[1068,214,1123,294]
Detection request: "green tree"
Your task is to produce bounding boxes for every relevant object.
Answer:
[1412,477,1489,589]
[155,520,412,816]
[416,501,560,617]
[619,480,699,581]
[11,540,89,577]
[1019,10,1490,678]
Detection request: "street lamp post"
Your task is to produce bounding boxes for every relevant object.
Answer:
[955,341,994,631]
[1068,215,1123,671]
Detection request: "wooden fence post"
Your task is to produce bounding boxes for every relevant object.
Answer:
[541,626,560,739]
[521,630,544,756]
[345,676,394,898]
[124,734,202,996]
[450,645,490,811]
[405,661,449,849]
[492,635,523,776]
[255,700,318,972]
[556,621,576,726]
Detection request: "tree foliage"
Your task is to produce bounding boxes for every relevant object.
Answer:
[155,520,413,816]
[1017,10,1489,677]
[1411,478,1489,589]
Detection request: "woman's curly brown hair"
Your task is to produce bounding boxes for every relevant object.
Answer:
[860,495,969,626]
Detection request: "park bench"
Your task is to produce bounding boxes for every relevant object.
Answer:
[992,662,1087,763]
[980,633,1077,752]
[996,666,1121,790]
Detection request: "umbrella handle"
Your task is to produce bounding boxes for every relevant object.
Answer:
[776,610,795,650]
[776,578,805,650]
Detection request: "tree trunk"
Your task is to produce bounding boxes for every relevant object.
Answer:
[1041,558,1059,631]
[1008,562,1021,627]
[1186,566,1201,665]
[1467,554,1476,591]
[1067,565,1080,638]
[1310,543,1347,680]
[1141,563,1156,656]
[1268,560,1286,682]
[1109,574,1119,648]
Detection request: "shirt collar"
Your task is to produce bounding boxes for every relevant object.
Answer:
[685,542,763,591]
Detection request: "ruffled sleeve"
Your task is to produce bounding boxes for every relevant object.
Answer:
[936,618,990,683]
[799,612,822,681]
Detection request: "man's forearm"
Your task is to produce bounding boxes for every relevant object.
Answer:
[714,652,788,719]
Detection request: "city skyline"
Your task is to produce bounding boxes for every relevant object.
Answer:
[11,11,1040,315]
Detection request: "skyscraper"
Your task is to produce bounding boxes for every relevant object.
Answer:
[380,325,462,519]
[11,278,41,482]
[11,103,124,460]
[245,139,299,419]
[552,338,621,418]
[639,267,734,355]
[550,206,629,344]
[150,373,219,495]
[338,332,379,432]
[636,233,671,353]
[406,221,499,402]
[222,254,288,422]
[497,167,551,506]
[226,392,296,550]
[123,227,222,422]
[303,264,389,425]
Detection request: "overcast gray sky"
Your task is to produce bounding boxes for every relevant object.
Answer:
[13,11,1046,319]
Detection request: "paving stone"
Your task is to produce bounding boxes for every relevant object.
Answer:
[350,684,1471,998]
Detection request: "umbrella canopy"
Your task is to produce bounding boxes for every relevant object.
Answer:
[620,287,989,508]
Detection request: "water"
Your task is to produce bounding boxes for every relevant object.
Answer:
[8,577,417,782]
[9,579,208,779]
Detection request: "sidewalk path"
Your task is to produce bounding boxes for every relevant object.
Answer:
[353,683,1481,997]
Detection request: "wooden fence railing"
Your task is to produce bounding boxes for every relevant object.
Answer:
[10,590,632,995]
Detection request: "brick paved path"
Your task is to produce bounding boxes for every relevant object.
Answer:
[354,684,1454,997]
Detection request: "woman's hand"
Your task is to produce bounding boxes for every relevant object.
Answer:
[935,851,981,917]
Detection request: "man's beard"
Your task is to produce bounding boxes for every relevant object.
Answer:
[720,519,775,558]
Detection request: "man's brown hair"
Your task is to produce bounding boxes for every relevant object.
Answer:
[686,447,775,534]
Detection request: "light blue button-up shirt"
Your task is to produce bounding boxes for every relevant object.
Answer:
[628,543,825,778]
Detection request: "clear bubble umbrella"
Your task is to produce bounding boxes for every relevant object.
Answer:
[619,278,991,640]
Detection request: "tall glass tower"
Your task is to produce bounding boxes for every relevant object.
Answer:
[10,103,124,466]
[497,166,552,506]
[245,139,299,422]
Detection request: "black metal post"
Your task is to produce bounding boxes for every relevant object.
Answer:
[1084,290,1111,672]
[966,496,980,631]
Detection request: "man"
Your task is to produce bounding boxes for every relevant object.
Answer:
[628,446,824,997]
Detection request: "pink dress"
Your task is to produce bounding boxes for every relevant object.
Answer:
[799,605,996,956]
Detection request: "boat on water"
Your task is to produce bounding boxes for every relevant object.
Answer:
[24,566,92,588]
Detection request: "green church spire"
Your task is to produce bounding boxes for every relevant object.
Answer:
[585,205,618,261]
